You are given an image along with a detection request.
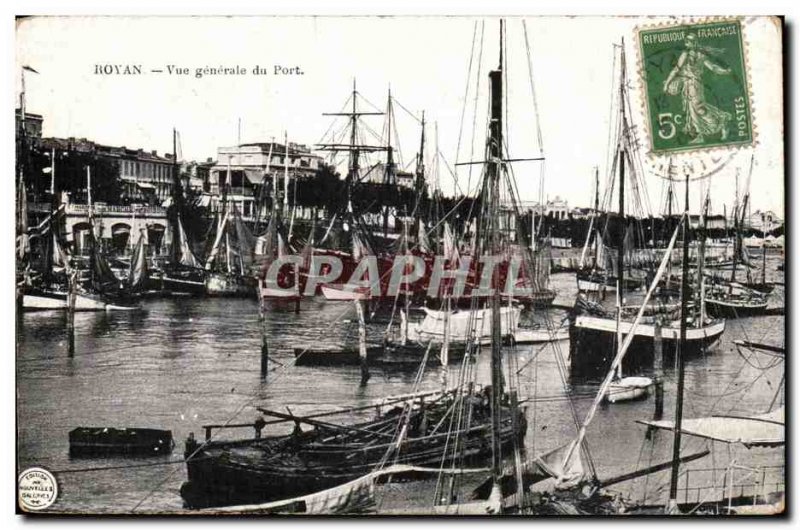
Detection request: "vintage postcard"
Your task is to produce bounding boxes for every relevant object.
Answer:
[14,15,785,516]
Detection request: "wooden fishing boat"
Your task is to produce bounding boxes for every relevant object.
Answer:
[408,306,521,343]
[180,390,526,508]
[569,310,724,377]
[204,191,257,297]
[22,285,119,311]
[704,281,769,318]
[162,264,206,295]
[569,47,724,378]
[68,427,173,457]
[205,272,256,297]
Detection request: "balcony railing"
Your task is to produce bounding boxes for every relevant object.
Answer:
[29,202,167,216]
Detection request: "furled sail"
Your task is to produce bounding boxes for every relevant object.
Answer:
[128,231,148,291]
[205,211,229,271]
[51,230,69,271]
[417,222,431,254]
[177,217,201,268]
[638,407,784,448]
[16,176,29,261]
[90,232,122,292]
[233,206,257,269]
[443,222,459,262]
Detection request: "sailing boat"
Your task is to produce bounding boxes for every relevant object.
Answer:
[704,157,770,317]
[569,43,725,378]
[313,83,396,302]
[183,62,537,509]
[204,189,258,297]
[160,129,206,295]
[21,169,139,311]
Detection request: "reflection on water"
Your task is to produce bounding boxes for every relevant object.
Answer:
[16,263,784,513]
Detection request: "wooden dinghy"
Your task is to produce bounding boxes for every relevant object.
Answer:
[68,427,173,457]
[605,376,653,403]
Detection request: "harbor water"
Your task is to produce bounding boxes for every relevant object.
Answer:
[16,261,785,514]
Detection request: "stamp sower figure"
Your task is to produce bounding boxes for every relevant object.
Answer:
[662,33,733,144]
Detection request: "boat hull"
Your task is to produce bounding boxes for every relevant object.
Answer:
[320,284,371,301]
[569,314,725,377]
[205,273,255,297]
[605,377,653,403]
[162,267,207,296]
[704,298,769,318]
[68,427,173,457]
[181,408,526,509]
[21,288,139,312]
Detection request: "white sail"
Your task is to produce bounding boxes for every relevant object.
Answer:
[410,306,521,343]
[443,222,459,262]
[639,407,784,447]
[417,222,431,254]
[205,210,230,271]
[177,218,201,268]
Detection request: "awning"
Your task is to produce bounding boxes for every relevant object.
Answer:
[638,407,784,447]
[111,225,131,236]
[244,169,264,185]
[137,182,156,190]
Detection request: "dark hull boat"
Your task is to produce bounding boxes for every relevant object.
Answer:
[162,265,206,296]
[181,395,526,508]
[704,296,769,318]
[569,311,725,378]
[704,282,770,318]
[294,341,471,367]
[69,427,173,457]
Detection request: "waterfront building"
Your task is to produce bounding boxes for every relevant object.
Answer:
[15,108,43,138]
[209,141,324,221]
[29,195,168,256]
[38,136,178,204]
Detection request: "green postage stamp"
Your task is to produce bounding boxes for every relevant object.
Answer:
[638,19,753,154]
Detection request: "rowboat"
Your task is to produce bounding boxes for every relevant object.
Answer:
[605,376,653,403]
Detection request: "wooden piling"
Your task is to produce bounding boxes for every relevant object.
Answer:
[259,297,268,379]
[67,269,77,356]
[354,300,370,385]
[654,379,664,419]
[646,321,665,439]
[653,320,663,373]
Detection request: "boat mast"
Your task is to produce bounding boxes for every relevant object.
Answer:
[413,111,426,239]
[383,88,395,239]
[762,213,768,285]
[316,81,385,217]
[697,188,710,318]
[283,131,290,218]
[170,128,181,266]
[668,172,691,511]
[349,80,359,202]
[87,165,94,286]
[615,40,627,379]
[487,19,505,490]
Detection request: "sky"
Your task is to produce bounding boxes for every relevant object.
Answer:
[15,16,784,217]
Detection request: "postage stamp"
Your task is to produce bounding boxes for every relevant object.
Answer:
[637,19,753,154]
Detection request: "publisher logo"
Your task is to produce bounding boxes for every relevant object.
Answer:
[18,467,58,512]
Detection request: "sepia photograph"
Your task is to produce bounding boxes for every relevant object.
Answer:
[13,13,786,517]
